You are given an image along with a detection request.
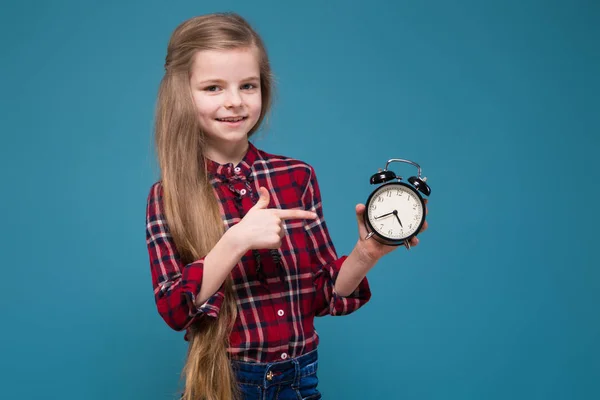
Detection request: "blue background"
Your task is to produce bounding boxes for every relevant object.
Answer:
[1,0,598,399]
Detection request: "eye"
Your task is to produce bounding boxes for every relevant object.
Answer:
[241,83,258,90]
[204,85,220,92]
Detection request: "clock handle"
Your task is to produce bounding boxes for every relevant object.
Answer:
[385,158,431,196]
[385,158,422,177]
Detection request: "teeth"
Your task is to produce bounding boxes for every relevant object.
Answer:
[217,117,245,122]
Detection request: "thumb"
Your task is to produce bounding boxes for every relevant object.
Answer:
[355,204,368,238]
[251,187,270,210]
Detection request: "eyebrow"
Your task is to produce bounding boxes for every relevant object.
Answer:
[197,76,260,85]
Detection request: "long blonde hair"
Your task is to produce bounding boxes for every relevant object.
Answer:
[154,13,273,400]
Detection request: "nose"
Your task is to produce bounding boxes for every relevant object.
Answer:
[224,88,243,108]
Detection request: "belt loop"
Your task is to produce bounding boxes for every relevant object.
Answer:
[291,356,301,389]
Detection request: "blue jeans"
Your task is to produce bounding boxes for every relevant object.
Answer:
[231,349,321,400]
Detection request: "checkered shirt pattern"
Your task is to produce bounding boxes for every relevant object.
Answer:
[146,142,371,362]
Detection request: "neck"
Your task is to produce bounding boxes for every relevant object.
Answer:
[204,140,249,165]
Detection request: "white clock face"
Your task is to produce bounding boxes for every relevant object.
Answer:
[366,184,424,240]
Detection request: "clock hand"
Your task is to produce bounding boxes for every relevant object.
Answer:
[392,209,403,228]
[394,213,403,228]
[374,211,394,220]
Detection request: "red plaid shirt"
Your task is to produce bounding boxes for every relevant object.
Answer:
[145,142,371,362]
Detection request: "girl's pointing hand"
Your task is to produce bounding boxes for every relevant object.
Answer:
[231,187,318,251]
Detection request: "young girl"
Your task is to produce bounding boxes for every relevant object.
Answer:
[145,12,427,400]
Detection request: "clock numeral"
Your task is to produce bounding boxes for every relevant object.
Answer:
[377,197,384,203]
[396,191,402,196]
[409,224,413,229]
[370,204,377,210]
[380,224,384,230]
[386,191,392,197]
[388,229,393,235]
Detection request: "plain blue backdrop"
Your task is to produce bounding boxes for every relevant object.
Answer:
[1,0,598,399]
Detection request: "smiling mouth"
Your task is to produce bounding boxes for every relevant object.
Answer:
[215,116,247,122]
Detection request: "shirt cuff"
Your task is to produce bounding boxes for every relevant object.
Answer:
[180,259,225,323]
[326,255,371,299]
[316,255,372,317]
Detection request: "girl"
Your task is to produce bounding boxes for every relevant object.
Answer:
[145,12,427,400]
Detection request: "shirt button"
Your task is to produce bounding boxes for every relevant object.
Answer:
[277,309,285,317]
[234,167,241,174]
[281,353,288,360]
[240,189,247,195]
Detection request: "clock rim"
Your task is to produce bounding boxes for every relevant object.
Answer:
[363,181,426,244]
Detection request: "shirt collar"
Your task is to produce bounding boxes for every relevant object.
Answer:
[205,141,260,181]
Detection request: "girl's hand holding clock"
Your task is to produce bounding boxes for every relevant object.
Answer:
[354,199,428,263]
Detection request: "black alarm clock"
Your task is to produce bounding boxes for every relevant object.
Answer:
[364,158,431,249]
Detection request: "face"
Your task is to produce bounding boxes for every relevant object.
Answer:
[189,47,262,158]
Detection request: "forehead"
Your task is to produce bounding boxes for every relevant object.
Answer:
[190,47,260,83]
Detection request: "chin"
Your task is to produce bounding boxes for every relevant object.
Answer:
[213,131,250,145]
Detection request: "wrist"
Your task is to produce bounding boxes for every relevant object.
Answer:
[223,226,250,256]
[351,241,378,270]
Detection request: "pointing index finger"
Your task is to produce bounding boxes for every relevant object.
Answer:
[273,209,318,220]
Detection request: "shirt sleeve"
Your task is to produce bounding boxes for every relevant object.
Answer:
[145,182,225,331]
[301,166,372,317]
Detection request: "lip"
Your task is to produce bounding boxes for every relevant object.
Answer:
[216,116,247,120]
[215,116,248,127]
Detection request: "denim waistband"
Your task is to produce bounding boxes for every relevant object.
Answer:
[230,349,318,389]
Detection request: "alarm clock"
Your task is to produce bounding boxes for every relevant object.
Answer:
[364,158,431,249]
